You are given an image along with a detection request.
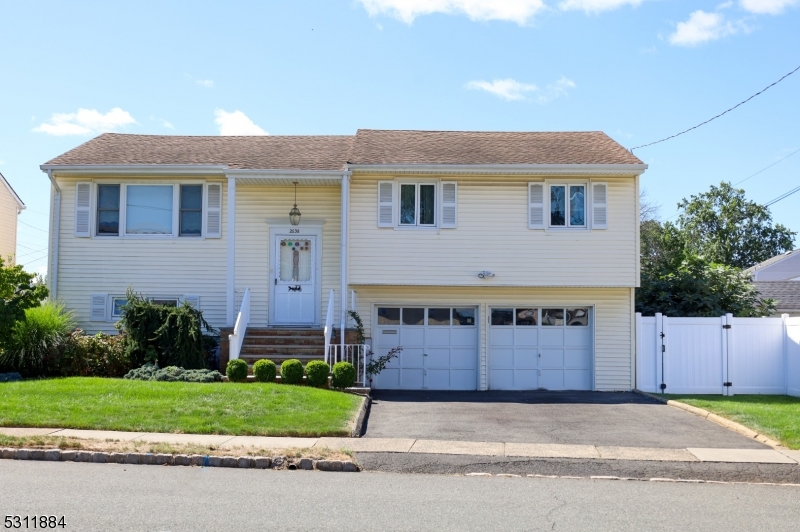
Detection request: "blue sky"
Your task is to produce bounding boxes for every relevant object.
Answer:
[1,0,799,274]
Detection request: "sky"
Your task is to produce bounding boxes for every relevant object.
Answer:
[1,0,799,275]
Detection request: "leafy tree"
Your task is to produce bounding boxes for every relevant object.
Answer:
[675,181,795,269]
[0,258,49,351]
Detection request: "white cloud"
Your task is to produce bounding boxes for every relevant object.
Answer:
[196,79,214,88]
[214,109,268,136]
[740,0,797,14]
[668,10,744,46]
[466,76,575,102]
[356,0,546,25]
[558,0,644,13]
[32,108,137,136]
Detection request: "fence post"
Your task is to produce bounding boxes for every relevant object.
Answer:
[635,312,642,390]
[655,313,664,393]
[783,313,790,395]
[725,313,734,397]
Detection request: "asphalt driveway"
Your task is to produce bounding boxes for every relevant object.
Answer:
[363,390,767,449]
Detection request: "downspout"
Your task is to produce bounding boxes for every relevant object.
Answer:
[227,176,236,326]
[45,169,61,299]
[340,168,351,357]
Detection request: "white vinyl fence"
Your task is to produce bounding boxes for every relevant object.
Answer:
[636,313,800,397]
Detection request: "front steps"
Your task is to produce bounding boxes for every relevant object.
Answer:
[240,328,327,368]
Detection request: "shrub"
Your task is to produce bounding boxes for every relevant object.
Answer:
[119,289,214,369]
[305,360,330,387]
[0,301,74,377]
[0,257,48,353]
[226,359,248,382]
[59,330,132,377]
[331,361,356,389]
[253,359,277,383]
[124,364,223,383]
[280,359,304,385]
[0,372,22,383]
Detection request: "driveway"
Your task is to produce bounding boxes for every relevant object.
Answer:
[363,390,767,449]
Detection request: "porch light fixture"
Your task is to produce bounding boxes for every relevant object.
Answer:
[289,181,302,226]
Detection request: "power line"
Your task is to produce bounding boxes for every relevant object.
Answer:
[734,147,800,186]
[15,247,49,259]
[631,64,800,151]
[18,220,48,233]
[765,184,800,207]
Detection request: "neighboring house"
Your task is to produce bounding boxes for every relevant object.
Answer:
[0,172,26,264]
[41,130,647,391]
[746,249,800,316]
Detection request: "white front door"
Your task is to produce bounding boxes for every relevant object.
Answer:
[273,235,316,325]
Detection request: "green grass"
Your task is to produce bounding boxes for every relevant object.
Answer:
[0,377,363,437]
[667,395,800,450]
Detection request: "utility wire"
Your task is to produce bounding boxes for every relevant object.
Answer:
[734,146,800,185]
[18,220,49,232]
[765,184,800,207]
[631,64,800,151]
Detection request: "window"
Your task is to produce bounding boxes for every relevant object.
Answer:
[150,297,180,307]
[550,184,585,228]
[110,296,127,318]
[97,185,120,236]
[399,183,436,227]
[180,185,203,236]
[126,185,173,235]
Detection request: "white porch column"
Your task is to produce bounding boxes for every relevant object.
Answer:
[227,176,236,326]
[340,171,350,353]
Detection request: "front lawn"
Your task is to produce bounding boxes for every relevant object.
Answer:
[0,378,362,437]
[667,395,800,450]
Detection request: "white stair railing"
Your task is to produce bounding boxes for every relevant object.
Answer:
[323,289,335,365]
[328,343,370,386]
[228,288,250,361]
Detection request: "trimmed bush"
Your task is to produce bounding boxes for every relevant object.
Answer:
[59,330,132,377]
[226,359,249,382]
[124,364,223,383]
[280,359,304,385]
[331,361,356,389]
[253,359,277,383]
[305,360,330,387]
[0,301,74,377]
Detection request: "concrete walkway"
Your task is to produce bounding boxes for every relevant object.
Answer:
[2,427,799,465]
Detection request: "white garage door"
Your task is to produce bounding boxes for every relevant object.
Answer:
[489,307,592,390]
[373,306,479,390]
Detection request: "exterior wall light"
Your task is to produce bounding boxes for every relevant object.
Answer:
[289,181,302,226]
[478,271,495,279]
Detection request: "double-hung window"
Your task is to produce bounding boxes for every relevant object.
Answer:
[549,184,586,228]
[96,185,121,236]
[126,185,174,235]
[179,185,203,236]
[399,183,436,227]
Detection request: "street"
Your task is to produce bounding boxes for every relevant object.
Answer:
[1,460,798,531]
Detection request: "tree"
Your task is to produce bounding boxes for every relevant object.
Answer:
[675,181,795,269]
[0,258,49,351]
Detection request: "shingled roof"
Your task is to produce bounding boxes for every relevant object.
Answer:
[44,129,643,170]
[755,281,800,312]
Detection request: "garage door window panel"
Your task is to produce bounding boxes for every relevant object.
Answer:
[427,308,451,325]
[491,308,514,326]
[402,308,424,326]
[377,307,400,325]
[453,308,475,326]
[567,308,589,326]
[542,309,565,326]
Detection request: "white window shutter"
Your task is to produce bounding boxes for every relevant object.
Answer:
[205,183,222,238]
[528,183,545,229]
[90,294,108,322]
[440,182,457,228]
[377,181,394,228]
[592,182,608,229]
[183,295,200,309]
[75,182,92,237]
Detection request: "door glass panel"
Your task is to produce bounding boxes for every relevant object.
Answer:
[279,239,312,282]
[516,308,538,326]
[126,185,173,235]
[400,184,416,225]
[453,308,476,326]
[419,184,435,225]
[427,308,450,325]
[377,307,400,325]
[402,308,424,325]
[550,185,566,226]
[491,308,514,326]
[542,309,565,326]
[569,185,585,226]
[566,308,589,326]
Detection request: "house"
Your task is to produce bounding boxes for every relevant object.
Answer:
[41,130,646,391]
[0,172,25,264]
[746,249,800,316]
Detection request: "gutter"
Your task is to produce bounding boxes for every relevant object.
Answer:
[346,163,649,176]
[45,169,61,298]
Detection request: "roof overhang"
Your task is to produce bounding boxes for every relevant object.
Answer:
[41,164,229,175]
[346,163,648,176]
[0,172,25,209]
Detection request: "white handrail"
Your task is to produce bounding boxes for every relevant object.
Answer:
[328,343,370,386]
[228,288,250,360]
[323,289,335,365]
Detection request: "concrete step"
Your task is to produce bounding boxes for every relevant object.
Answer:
[241,353,326,366]
[243,336,325,346]
[241,345,325,356]
[245,328,324,338]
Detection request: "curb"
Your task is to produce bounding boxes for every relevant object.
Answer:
[351,395,371,438]
[0,448,360,472]
[633,389,784,449]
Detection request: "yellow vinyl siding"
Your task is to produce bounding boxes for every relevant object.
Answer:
[235,185,341,326]
[349,174,638,287]
[0,183,19,263]
[352,285,633,391]
[54,175,228,333]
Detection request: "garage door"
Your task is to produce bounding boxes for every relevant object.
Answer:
[489,307,592,390]
[373,306,479,390]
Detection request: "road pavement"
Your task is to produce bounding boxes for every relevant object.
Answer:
[1,460,798,531]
